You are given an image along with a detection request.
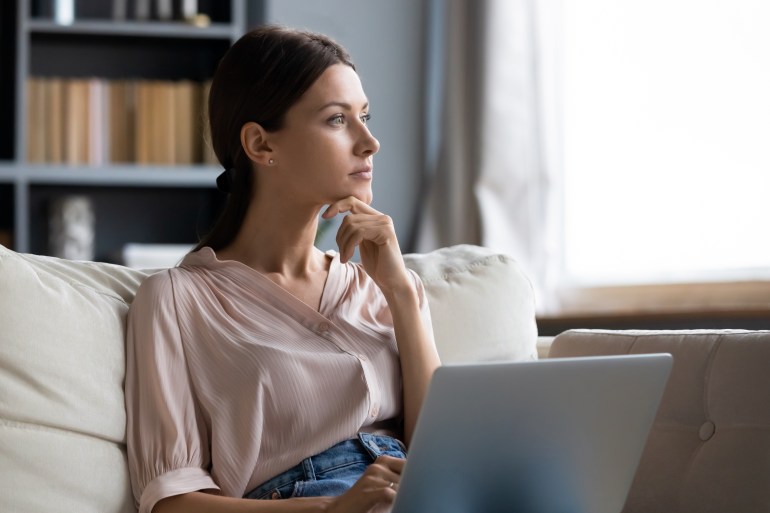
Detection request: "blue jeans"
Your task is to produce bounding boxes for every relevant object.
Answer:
[244,433,407,500]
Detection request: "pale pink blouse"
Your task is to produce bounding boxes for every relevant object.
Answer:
[125,247,432,513]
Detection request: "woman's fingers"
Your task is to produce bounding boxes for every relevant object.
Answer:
[372,454,406,473]
[327,456,405,513]
[322,195,411,292]
[364,455,405,488]
[350,455,405,493]
[322,196,381,219]
[322,197,393,264]
[335,214,394,262]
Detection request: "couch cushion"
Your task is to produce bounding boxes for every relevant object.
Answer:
[0,245,149,513]
[549,329,770,513]
[404,244,538,363]
[0,244,537,511]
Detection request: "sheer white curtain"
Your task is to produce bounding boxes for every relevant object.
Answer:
[416,0,563,313]
[415,0,769,316]
[477,0,563,312]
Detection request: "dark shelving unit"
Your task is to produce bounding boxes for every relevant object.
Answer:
[0,0,250,260]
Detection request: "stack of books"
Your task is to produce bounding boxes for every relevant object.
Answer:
[25,77,218,166]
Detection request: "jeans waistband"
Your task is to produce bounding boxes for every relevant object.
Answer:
[245,433,406,498]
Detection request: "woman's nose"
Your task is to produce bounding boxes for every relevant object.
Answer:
[357,126,380,157]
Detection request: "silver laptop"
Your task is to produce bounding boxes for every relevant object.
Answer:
[391,354,672,513]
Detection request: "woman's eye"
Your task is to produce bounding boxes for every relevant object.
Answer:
[329,114,344,125]
[360,113,371,125]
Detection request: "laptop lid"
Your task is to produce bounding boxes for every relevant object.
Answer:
[391,354,672,513]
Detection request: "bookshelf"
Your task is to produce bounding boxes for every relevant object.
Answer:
[0,0,252,261]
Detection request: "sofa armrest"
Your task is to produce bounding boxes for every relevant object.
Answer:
[549,329,770,513]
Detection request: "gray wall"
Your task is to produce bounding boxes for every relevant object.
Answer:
[264,0,426,251]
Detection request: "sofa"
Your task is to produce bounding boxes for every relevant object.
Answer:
[0,243,768,512]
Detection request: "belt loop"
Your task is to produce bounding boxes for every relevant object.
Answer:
[357,432,382,459]
[301,456,316,481]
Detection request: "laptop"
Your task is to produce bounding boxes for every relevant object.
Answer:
[391,353,672,513]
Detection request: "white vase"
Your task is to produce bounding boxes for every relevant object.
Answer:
[49,195,95,261]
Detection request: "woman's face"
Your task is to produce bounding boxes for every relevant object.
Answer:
[266,63,380,207]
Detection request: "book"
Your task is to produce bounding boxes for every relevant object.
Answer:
[112,0,128,20]
[164,80,177,163]
[64,79,90,165]
[155,0,173,21]
[26,78,46,163]
[29,77,213,166]
[134,81,152,164]
[181,0,198,20]
[200,79,218,165]
[134,0,150,20]
[88,79,108,166]
[153,81,176,164]
[109,80,136,163]
[190,81,203,163]
[175,80,203,165]
[47,78,64,163]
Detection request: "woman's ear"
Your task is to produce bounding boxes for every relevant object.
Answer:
[240,122,275,167]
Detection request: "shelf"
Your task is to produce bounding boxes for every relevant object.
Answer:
[26,19,236,39]
[0,163,220,188]
[5,0,246,256]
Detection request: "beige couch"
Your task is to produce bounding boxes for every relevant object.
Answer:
[1,244,767,512]
[547,329,770,513]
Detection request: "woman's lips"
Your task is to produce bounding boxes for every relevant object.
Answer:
[349,167,373,180]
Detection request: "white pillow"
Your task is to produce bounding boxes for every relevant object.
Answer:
[0,245,148,513]
[404,245,538,363]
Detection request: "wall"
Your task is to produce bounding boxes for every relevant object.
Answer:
[263,0,426,251]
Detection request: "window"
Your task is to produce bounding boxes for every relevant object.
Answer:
[563,0,770,288]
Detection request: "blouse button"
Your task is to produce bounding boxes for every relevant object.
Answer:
[271,492,280,500]
[370,405,380,417]
[317,322,331,333]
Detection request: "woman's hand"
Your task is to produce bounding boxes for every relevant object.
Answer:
[323,197,441,447]
[322,197,411,295]
[325,455,404,513]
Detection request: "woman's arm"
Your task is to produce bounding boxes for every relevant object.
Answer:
[381,280,441,446]
[154,492,331,513]
[153,455,404,513]
[325,197,441,445]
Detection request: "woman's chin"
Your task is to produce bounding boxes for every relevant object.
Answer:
[357,191,374,205]
[323,186,373,207]
[346,187,373,205]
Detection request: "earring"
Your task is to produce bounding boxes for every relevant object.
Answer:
[268,158,275,165]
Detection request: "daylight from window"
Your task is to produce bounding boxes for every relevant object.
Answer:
[563,0,770,286]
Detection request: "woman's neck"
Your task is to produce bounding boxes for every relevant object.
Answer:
[217,198,328,278]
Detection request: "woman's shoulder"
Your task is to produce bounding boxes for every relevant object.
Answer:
[132,264,202,305]
[134,249,215,295]
[131,269,176,307]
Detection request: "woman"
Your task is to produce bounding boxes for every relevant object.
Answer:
[125,25,441,513]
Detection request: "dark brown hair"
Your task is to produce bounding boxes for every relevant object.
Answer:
[194,25,355,252]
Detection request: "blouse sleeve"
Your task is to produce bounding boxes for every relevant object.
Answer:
[125,271,220,513]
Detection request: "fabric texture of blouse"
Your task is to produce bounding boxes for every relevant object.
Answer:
[124,247,433,513]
